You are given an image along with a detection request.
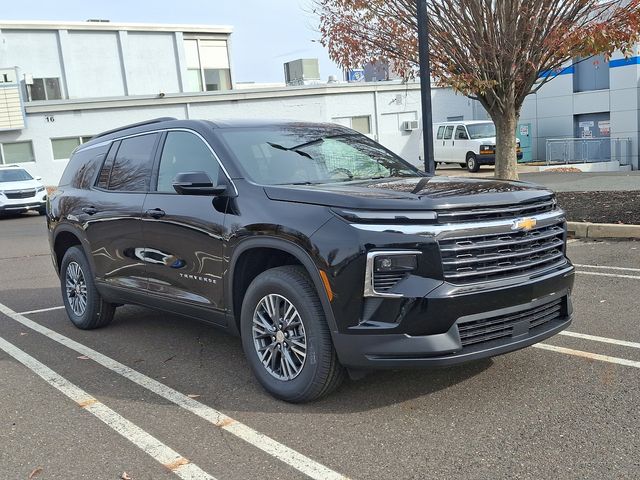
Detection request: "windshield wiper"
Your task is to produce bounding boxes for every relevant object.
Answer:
[267,142,313,159]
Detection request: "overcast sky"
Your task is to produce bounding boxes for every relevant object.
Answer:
[1,0,342,83]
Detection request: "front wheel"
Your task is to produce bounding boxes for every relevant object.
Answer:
[466,153,480,172]
[60,246,115,330]
[240,265,345,402]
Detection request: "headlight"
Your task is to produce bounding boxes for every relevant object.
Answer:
[374,254,417,273]
[332,208,437,224]
[364,251,421,297]
[36,186,45,192]
[480,144,495,153]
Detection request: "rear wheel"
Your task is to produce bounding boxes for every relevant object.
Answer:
[240,265,345,402]
[60,246,115,330]
[466,153,480,172]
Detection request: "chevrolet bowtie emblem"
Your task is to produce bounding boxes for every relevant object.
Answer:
[513,217,537,231]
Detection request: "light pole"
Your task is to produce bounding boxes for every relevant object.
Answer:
[417,0,435,174]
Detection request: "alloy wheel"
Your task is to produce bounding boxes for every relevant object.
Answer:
[65,261,88,316]
[252,294,307,381]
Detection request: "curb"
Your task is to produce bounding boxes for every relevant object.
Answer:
[567,221,640,239]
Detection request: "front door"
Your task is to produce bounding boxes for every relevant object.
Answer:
[141,130,228,323]
[84,133,161,291]
[453,125,471,163]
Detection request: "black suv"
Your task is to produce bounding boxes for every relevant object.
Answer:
[48,118,574,402]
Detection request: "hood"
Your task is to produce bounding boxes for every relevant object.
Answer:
[0,179,43,192]
[264,176,553,210]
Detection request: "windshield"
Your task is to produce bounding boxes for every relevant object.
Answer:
[0,169,33,182]
[466,122,496,140]
[217,126,420,185]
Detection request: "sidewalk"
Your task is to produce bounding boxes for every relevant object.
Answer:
[435,165,640,192]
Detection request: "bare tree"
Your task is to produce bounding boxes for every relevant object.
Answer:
[317,0,640,179]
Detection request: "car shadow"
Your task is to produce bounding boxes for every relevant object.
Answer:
[102,305,494,413]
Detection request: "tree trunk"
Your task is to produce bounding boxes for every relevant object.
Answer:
[493,109,519,180]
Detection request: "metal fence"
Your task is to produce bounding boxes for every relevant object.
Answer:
[545,137,633,166]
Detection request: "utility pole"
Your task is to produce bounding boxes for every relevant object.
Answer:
[417,0,435,174]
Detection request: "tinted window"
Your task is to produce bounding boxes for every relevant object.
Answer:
[96,142,118,189]
[156,131,220,193]
[108,134,158,192]
[443,126,454,140]
[218,127,418,186]
[436,126,445,140]
[455,126,468,140]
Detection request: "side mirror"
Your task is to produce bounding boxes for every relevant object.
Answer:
[172,171,227,196]
[36,176,42,181]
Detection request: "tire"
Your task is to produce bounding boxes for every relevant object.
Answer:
[60,246,115,330]
[459,163,467,169]
[240,265,345,402]
[37,206,46,216]
[466,153,480,172]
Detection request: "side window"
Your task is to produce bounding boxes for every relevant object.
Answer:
[436,126,445,140]
[108,134,159,192]
[156,131,220,193]
[95,142,119,189]
[455,126,468,140]
[443,126,454,140]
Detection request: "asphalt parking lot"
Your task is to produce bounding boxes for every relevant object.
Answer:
[1,214,639,480]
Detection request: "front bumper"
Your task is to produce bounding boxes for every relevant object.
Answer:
[477,151,524,164]
[0,201,46,213]
[332,265,574,368]
[0,196,47,214]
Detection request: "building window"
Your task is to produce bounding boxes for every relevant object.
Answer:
[573,54,609,93]
[28,78,63,101]
[0,141,35,164]
[184,38,231,92]
[332,115,372,135]
[51,136,94,160]
[350,116,371,134]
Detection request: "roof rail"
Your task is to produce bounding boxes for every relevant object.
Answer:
[92,117,178,140]
[0,164,23,168]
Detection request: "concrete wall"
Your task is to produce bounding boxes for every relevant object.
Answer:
[0,83,479,184]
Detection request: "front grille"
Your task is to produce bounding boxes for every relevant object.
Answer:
[373,272,406,293]
[4,189,36,199]
[458,298,563,347]
[436,197,556,223]
[439,222,567,283]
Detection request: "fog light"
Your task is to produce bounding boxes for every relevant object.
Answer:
[374,254,417,273]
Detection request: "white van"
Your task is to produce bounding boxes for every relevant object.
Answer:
[433,121,522,172]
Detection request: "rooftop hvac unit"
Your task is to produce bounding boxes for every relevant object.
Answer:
[401,120,419,131]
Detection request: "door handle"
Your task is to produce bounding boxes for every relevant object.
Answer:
[82,206,98,215]
[145,208,166,219]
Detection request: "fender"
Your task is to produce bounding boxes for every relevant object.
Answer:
[52,224,95,275]
[226,236,338,337]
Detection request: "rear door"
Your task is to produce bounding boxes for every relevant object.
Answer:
[434,125,446,163]
[441,125,455,163]
[141,130,228,324]
[84,132,160,290]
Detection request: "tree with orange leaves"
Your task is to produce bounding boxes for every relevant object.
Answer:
[317,0,640,179]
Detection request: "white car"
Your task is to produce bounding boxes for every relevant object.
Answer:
[0,165,47,216]
[433,121,522,172]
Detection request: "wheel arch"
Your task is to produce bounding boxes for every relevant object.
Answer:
[226,237,338,337]
[52,226,93,274]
